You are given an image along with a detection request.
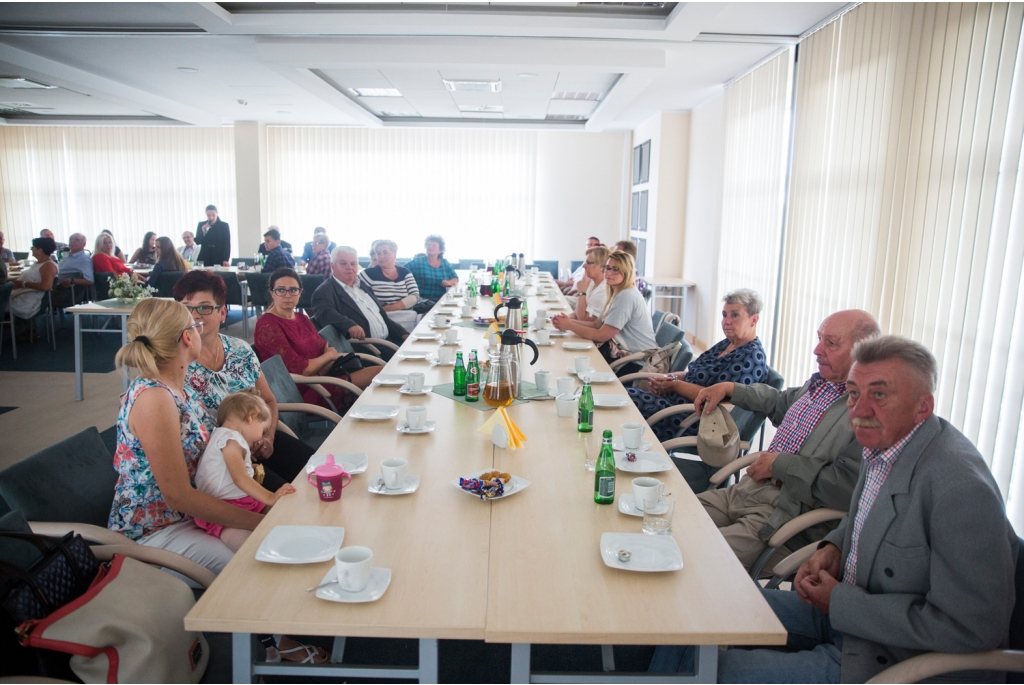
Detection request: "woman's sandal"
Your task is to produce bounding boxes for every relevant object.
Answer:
[268,643,330,665]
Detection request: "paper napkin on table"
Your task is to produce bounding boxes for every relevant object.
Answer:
[476,406,527,449]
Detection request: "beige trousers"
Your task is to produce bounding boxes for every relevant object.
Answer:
[698,476,783,571]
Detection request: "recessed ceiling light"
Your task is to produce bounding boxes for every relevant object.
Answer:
[458,104,504,113]
[0,77,56,89]
[443,79,501,93]
[348,87,402,97]
[546,114,587,121]
[551,91,603,101]
[518,73,537,79]
[176,67,198,74]
[380,111,422,117]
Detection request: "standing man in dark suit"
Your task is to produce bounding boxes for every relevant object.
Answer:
[194,204,231,267]
[311,245,407,357]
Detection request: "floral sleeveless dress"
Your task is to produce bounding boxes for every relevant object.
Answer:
[108,378,212,541]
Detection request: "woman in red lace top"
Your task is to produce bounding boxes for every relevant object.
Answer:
[253,268,381,410]
[93,233,136,277]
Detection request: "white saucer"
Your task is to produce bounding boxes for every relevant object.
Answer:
[600,533,683,572]
[618,494,644,517]
[534,341,555,346]
[305,453,368,475]
[568,366,597,377]
[548,387,578,398]
[316,567,392,603]
[579,372,617,384]
[612,437,654,451]
[429,356,455,366]
[411,333,440,341]
[350,405,401,421]
[255,526,345,564]
[562,342,594,350]
[398,385,433,395]
[397,421,436,434]
[372,374,408,386]
[368,475,420,495]
[439,339,462,346]
[398,351,432,360]
[614,451,673,473]
[429,323,452,330]
[549,330,569,337]
[594,394,630,408]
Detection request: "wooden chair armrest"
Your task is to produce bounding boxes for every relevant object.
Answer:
[303,383,339,413]
[768,542,818,581]
[276,422,298,439]
[362,337,399,352]
[609,351,646,371]
[289,374,363,396]
[647,403,696,427]
[276,402,342,423]
[90,544,216,589]
[664,437,697,452]
[867,650,1024,684]
[355,352,386,366]
[30,521,131,546]
[767,509,846,549]
[709,452,758,486]
[617,372,660,384]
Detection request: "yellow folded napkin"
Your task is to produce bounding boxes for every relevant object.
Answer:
[476,405,527,449]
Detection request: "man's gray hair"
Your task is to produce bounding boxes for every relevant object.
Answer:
[313,233,330,246]
[331,245,358,262]
[851,335,937,393]
[374,239,398,255]
[722,288,763,316]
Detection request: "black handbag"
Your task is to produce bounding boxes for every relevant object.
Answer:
[329,351,364,375]
[0,531,101,624]
[411,298,437,314]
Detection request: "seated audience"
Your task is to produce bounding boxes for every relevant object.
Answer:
[39,229,67,256]
[406,234,458,301]
[653,336,1019,683]
[53,232,95,308]
[556,236,602,293]
[129,231,158,265]
[195,204,231,267]
[569,246,609,324]
[312,246,409,350]
[258,231,293,257]
[693,310,879,570]
[261,227,295,272]
[614,240,647,293]
[174,269,314,491]
[304,233,333,277]
[100,229,126,262]
[147,236,192,285]
[255,268,382,410]
[300,226,336,264]
[93,232,135,277]
[179,230,198,262]
[629,289,768,445]
[10,237,58,340]
[550,251,658,376]
[358,239,420,311]
[0,230,15,264]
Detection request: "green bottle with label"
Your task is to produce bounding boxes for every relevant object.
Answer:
[594,430,615,504]
[577,377,594,433]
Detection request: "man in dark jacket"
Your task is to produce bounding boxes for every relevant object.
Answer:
[194,204,231,266]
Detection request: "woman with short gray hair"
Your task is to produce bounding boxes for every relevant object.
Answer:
[628,288,769,443]
[406,234,458,300]
[358,239,421,312]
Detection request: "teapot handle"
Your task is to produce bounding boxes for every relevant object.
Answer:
[494,302,506,321]
[524,338,539,365]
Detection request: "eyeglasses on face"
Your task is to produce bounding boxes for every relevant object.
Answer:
[177,320,204,342]
[184,304,222,316]
[271,287,303,296]
[602,266,623,275]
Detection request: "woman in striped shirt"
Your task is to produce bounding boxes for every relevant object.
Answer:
[357,239,420,312]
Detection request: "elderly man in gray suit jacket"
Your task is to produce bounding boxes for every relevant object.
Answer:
[653,336,1018,682]
[693,310,880,570]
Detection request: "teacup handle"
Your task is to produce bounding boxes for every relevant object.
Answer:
[307,472,317,487]
[339,471,352,489]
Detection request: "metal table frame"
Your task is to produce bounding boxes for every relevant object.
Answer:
[510,643,718,684]
[73,309,130,401]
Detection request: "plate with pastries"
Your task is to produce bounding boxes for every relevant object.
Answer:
[452,469,531,500]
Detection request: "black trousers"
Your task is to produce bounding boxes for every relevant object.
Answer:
[260,429,315,490]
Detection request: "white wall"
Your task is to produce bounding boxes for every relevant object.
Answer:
[682,93,726,350]
[533,130,628,271]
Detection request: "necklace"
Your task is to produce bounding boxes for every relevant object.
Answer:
[201,335,225,371]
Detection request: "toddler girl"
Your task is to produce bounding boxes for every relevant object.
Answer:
[194,389,296,551]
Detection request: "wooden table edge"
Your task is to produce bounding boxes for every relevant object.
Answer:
[184,615,485,641]
[482,629,788,646]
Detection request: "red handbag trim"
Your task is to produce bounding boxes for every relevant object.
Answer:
[17,555,126,683]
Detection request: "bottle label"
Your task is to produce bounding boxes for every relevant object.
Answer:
[598,477,615,498]
[466,382,479,398]
[578,409,593,424]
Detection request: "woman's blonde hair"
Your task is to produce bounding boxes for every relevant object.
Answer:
[600,250,637,320]
[585,246,610,272]
[217,389,271,426]
[157,236,191,273]
[115,299,194,378]
[94,233,115,256]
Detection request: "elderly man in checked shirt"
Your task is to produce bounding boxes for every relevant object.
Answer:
[692,310,881,571]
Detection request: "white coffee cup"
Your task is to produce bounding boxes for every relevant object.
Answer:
[574,356,591,375]
[555,393,577,417]
[537,328,551,344]
[622,422,645,449]
[535,308,547,324]
[381,458,408,490]
[461,304,473,317]
[406,406,427,429]
[534,370,550,392]
[632,477,664,512]
[335,546,373,592]
[407,372,425,392]
[437,346,454,364]
[556,376,575,395]
[433,313,447,327]
[444,328,459,344]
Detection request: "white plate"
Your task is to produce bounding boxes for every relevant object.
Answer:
[614,451,673,473]
[372,374,408,386]
[429,323,452,330]
[452,470,531,500]
[349,405,401,421]
[618,493,644,517]
[583,372,618,384]
[398,351,432,360]
[567,366,597,377]
[534,341,555,346]
[368,475,421,495]
[397,421,436,434]
[255,526,345,564]
[315,567,392,603]
[439,339,462,346]
[594,394,630,408]
[562,342,594,350]
[549,330,569,337]
[305,453,368,475]
[548,388,579,398]
[600,533,683,572]
[398,385,433,395]
[548,304,569,310]
[428,356,455,366]
[612,437,654,451]
[411,333,440,341]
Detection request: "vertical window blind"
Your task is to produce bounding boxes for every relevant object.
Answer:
[266,127,537,260]
[0,126,236,256]
[777,2,1024,527]
[717,48,795,362]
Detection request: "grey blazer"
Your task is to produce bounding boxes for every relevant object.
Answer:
[823,415,1018,683]
[731,378,863,542]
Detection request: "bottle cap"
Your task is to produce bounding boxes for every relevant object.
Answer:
[603,429,613,438]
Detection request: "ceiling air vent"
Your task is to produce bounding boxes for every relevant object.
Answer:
[459,104,504,113]
[443,79,501,92]
[348,87,402,97]
[551,92,603,101]
[546,114,587,121]
[0,77,57,90]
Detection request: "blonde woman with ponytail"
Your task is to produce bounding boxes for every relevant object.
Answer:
[108,298,263,574]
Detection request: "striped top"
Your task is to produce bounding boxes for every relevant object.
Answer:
[358,265,420,306]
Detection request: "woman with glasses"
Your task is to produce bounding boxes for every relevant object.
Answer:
[550,250,658,376]
[173,270,313,493]
[357,239,420,312]
[569,246,609,324]
[254,267,381,411]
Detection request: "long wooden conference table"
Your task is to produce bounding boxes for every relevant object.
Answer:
[185,273,785,683]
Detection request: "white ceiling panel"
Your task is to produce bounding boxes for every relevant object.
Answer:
[546,99,597,116]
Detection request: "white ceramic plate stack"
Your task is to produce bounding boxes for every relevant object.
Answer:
[255,526,346,564]
[349,405,401,421]
[305,453,368,475]
[593,394,630,408]
[452,470,531,500]
[600,533,684,572]
[613,451,673,473]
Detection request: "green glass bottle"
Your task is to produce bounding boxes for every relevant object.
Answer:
[521,298,529,329]
[453,351,467,396]
[577,377,594,433]
[466,350,480,401]
[594,429,616,504]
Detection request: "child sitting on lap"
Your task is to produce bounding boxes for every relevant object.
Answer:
[195,389,295,551]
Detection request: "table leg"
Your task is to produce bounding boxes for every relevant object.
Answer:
[74,313,83,401]
[511,643,531,683]
[601,644,615,672]
[232,632,254,683]
[120,314,129,393]
[694,645,718,683]
[418,637,438,683]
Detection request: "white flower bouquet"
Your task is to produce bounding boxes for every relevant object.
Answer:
[110,273,156,302]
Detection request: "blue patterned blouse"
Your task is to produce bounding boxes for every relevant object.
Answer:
[184,334,262,430]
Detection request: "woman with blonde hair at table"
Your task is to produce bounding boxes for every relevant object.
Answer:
[93,232,136,278]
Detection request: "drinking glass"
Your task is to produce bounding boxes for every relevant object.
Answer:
[642,494,674,535]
